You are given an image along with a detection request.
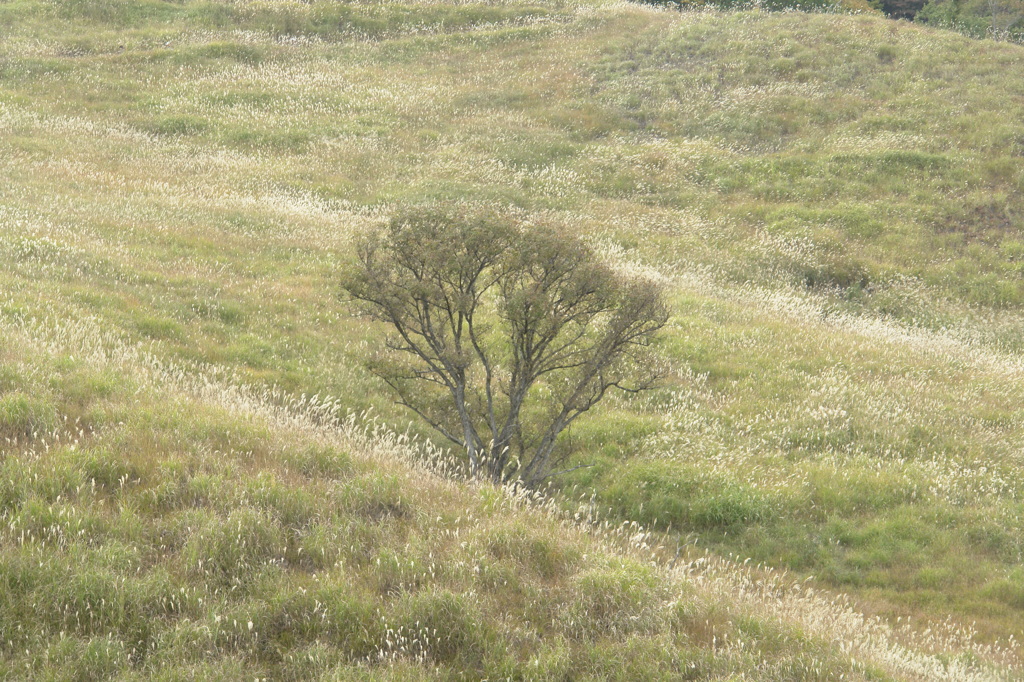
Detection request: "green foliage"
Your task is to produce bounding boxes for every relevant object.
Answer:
[335,472,409,521]
[48,0,182,26]
[879,0,928,18]
[982,568,1024,609]
[286,444,353,480]
[142,115,209,138]
[47,0,556,40]
[634,0,859,10]
[395,590,486,665]
[183,508,288,587]
[0,392,56,441]
[135,315,186,341]
[343,205,667,485]
[485,522,580,579]
[563,559,664,636]
[917,0,1024,40]
[603,461,777,532]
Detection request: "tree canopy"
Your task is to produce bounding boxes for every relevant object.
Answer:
[341,206,668,485]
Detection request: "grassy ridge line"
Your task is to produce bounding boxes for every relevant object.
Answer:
[3,315,1017,680]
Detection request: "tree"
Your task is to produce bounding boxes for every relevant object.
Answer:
[986,0,1024,37]
[916,0,1024,38]
[341,206,669,486]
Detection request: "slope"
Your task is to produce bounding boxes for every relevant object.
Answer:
[0,312,1014,679]
[1,0,1024,673]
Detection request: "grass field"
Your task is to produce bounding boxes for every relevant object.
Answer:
[2,0,1024,678]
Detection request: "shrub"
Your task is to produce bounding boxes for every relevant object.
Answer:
[183,509,287,587]
[0,391,56,441]
[562,559,665,638]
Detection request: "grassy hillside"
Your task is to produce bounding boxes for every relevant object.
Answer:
[2,0,1024,677]
[1,317,920,679]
